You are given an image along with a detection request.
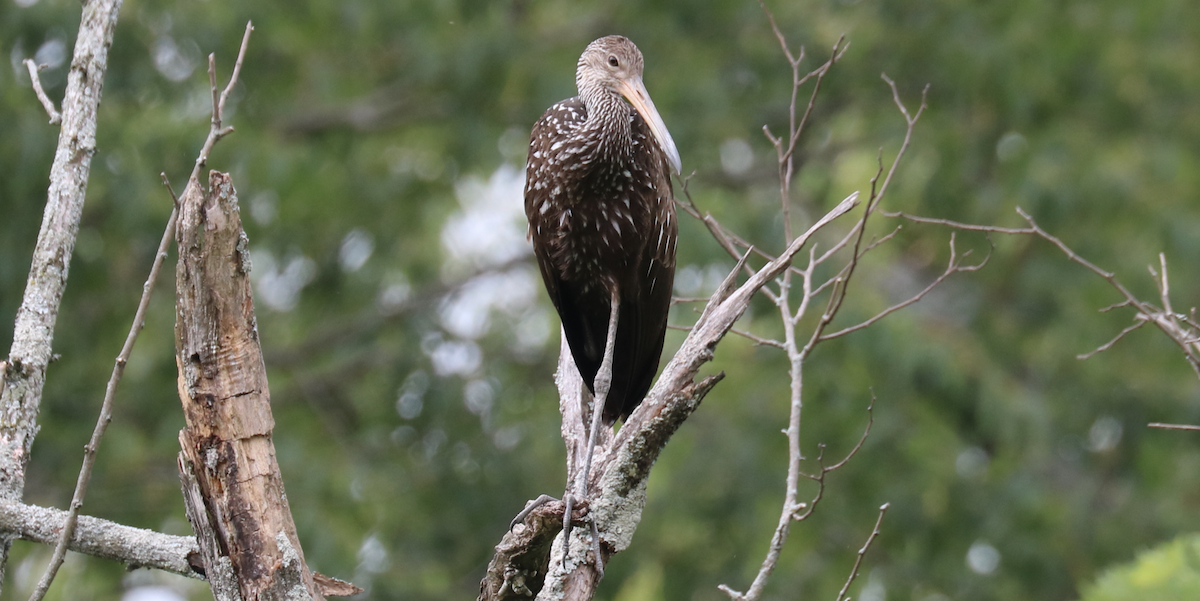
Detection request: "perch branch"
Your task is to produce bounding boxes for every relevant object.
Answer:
[481,193,860,600]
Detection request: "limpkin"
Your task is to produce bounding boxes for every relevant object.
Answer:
[519,35,681,564]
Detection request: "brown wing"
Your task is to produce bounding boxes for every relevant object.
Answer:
[525,96,587,344]
[525,97,678,424]
[525,97,615,390]
[605,115,677,422]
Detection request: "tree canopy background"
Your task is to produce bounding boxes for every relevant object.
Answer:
[2,0,1199,599]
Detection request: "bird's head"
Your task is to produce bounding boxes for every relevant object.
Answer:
[577,35,682,175]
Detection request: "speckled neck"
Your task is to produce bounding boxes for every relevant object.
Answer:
[577,80,633,168]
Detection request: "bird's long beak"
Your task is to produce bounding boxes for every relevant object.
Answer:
[617,77,682,175]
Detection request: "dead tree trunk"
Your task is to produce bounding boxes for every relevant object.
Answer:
[174,171,322,601]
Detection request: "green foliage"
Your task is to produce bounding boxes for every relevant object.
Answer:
[2,0,1199,600]
[1080,534,1200,601]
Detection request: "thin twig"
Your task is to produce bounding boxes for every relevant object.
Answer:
[792,397,876,521]
[671,296,717,305]
[1077,321,1147,361]
[160,172,182,207]
[731,327,785,349]
[800,79,929,358]
[1098,299,1133,313]
[820,233,990,341]
[887,209,1200,381]
[1154,253,1173,315]
[807,225,903,302]
[26,207,179,601]
[757,0,802,67]
[27,22,254,601]
[1148,423,1200,431]
[880,211,1033,234]
[677,184,775,275]
[821,396,875,473]
[194,22,254,174]
[763,30,845,243]
[22,60,62,125]
[834,503,890,601]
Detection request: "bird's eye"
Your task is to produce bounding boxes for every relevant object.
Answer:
[608,55,619,67]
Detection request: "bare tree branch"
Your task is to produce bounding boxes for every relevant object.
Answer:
[821,234,990,341]
[27,209,176,601]
[0,0,124,588]
[834,503,890,601]
[1148,423,1200,432]
[0,501,200,578]
[717,30,934,601]
[1077,321,1147,361]
[886,209,1200,381]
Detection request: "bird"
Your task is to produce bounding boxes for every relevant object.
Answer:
[520,35,681,567]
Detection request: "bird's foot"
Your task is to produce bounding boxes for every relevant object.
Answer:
[590,517,605,580]
[509,494,560,531]
[557,496,603,579]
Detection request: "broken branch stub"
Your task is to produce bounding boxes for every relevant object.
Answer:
[174,171,321,601]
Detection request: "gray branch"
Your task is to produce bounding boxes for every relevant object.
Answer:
[0,501,199,578]
[0,0,123,586]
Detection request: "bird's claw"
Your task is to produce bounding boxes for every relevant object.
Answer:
[558,497,604,579]
[508,494,560,532]
[590,517,605,580]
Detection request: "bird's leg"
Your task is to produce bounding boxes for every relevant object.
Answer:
[563,291,621,571]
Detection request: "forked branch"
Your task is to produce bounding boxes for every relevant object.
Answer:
[716,14,939,601]
[884,210,1200,382]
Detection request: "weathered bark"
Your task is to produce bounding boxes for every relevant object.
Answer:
[480,332,721,601]
[477,499,571,600]
[0,0,124,585]
[179,453,243,601]
[0,500,200,577]
[174,171,322,601]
